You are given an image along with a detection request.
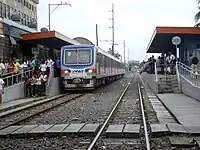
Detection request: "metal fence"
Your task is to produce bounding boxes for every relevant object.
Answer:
[155,63,176,75]
[177,62,200,87]
[2,67,34,87]
[45,66,54,96]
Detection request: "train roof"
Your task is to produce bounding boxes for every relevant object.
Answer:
[96,47,122,63]
[61,44,123,63]
[61,44,95,49]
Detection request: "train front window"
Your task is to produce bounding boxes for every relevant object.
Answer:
[78,49,91,64]
[65,50,77,64]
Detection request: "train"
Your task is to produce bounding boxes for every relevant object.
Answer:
[60,44,126,90]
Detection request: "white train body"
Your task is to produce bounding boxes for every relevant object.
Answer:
[60,45,125,90]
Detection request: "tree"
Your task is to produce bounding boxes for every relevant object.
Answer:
[194,0,200,22]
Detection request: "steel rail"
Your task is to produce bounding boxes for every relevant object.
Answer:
[87,76,134,150]
[138,81,151,150]
[0,94,68,118]
[0,94,84,131]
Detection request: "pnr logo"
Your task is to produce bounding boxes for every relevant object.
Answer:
[72,70,84,73]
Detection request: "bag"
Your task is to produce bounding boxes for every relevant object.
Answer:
[192,57,199,65]
[167,67,171,72]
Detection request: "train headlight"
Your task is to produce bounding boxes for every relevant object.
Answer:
[65,70,70,74]
[88,69,93,73]
[85,69,93,73]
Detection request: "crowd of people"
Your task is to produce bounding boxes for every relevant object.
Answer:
[0,56,56,76]
[141,52,200,75]
[0,56,61,103]
[141,52,177,75]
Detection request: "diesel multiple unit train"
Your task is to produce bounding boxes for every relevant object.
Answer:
[60,44,125,90]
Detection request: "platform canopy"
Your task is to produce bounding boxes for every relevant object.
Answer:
[22,31,81,50]
[146,26,200,53]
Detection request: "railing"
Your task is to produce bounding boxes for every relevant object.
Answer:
[154,62,158,93]
[176,61,181,92]
[45,66,54,96]
[177,62,200,87]
[155,63,176,75]
[2,67,34,87]
[154,62,158,82]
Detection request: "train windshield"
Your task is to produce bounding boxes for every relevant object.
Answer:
[78,49,91,64]
[65,50,77,64]
[64,48,91,65]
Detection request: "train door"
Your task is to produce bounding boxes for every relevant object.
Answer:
[97,53,100,74]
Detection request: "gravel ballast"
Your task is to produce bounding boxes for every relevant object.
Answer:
[107,76,142,125]
[20,74,133,125]
[0,74,134,150]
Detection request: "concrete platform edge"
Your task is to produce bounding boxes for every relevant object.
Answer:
[139,75,180,125]
[0,94,66,118]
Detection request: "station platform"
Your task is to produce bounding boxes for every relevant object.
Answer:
[157,93,200,126]
[0,97,46,112]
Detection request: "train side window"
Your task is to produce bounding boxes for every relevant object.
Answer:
[97,53,102,67]
[108,58,111,68]
[104,55,106,67]
[108,57,110,68]
[101,54,104,67]
[105,56,108,67]
[101,54,103,67]
[97,53,99,62]
[99,53,102,67]
[111,59,113,68]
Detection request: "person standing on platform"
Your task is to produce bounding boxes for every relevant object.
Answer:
[55,57,61,77]
[0,77,4,104]
[45,57,54,76]
[13,60,21,83]
[191,56,199,75]
[40,60,47,74]
[169,52,176,74]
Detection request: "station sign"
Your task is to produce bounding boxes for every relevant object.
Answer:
[172,36,181,46]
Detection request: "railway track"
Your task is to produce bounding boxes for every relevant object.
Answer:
[85,74,151,150]
[1,74,200,150]
[0,75,131,131]
[0,94,84,130]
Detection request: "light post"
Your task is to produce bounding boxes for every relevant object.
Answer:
[108,3,115,55]
[48,2,71,31]
[172,36,181,59]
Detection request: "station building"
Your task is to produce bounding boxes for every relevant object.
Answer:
[0,0,38,60]
[146,26,200,63]
[0,0,95,61]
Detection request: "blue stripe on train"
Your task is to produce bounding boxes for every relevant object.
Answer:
[61,45,95,69]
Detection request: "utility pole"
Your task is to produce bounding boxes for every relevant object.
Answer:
[128,48,130,63]
[111,3,115,55]
[123,40,126,64]
[48,2,71,31]
[48,4,51,31]
[96,24,99,46]
[109,3,115,55]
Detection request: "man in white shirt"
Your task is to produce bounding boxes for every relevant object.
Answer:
[45,57,54,76]
[0,60,5,75]
[169,52,176,74]
[0,78,4,104]
[40,62,47,73]
[169,52,176,63]
[40,72,48,96]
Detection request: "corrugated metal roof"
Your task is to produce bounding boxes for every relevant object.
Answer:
[3,18,36,33]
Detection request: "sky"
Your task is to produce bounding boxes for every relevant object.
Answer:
[37,0,198,62]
